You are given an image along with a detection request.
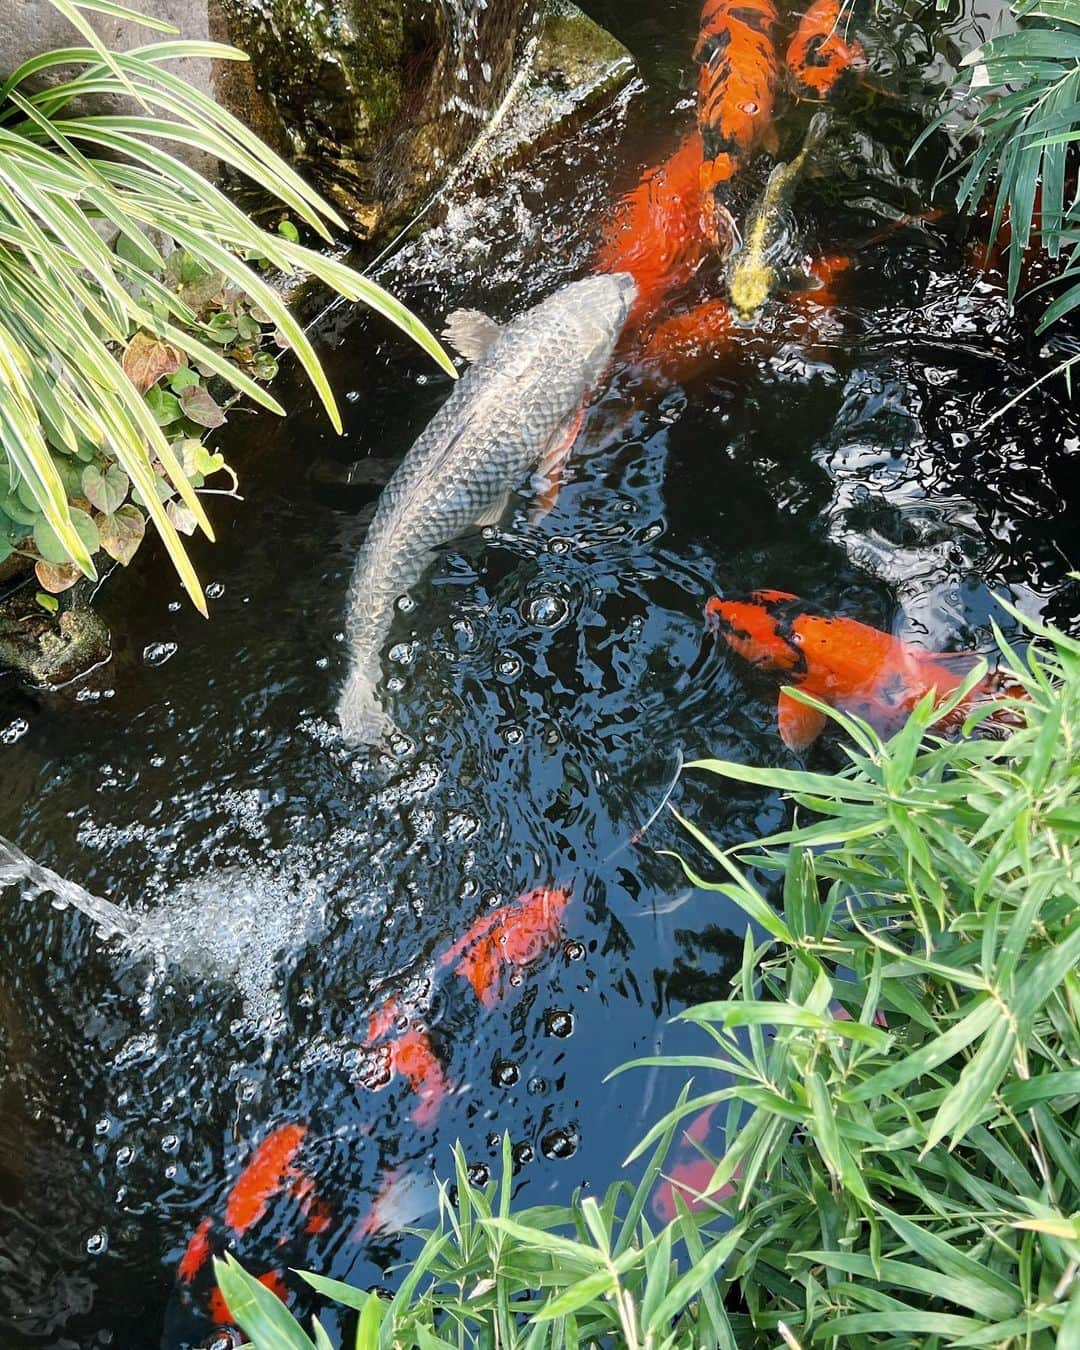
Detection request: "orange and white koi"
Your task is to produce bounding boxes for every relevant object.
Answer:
[440,887,572,1007]
[785,0,865,102]
[696,0,781,246]
[707,589,1024,749]
[597,132,712,325]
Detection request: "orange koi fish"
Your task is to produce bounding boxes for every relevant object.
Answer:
[440,887,572,1007]
[695,0,780,245]
[224,1123,308,1235]
[359,999,450,1128]
[597,132,712,324]
[651,1106,742,1222]
[707,589,1022,749]
[177,1216,214,1285]
[785,0,865,102]
[634,298,734,385]
[208,1268,288,1327]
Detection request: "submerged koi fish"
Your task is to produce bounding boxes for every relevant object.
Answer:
[208,1269,288,1328]
[707,589,1023,749]
[173,1123,328,1340]
[440,887,571,1007]
[597,132,711,324]
[651,1106,742,1223]
[359,1000,450,1128]
[337,273,635,743]
[727,111,829,320]
[696,0,781,246]
[785,0,865,102]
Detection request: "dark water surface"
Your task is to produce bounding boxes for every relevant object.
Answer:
[3,0,1080,1344]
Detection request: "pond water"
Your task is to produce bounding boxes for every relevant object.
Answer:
[2,0,1080,1345]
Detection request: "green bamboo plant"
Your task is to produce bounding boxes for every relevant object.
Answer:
[214,603,1080,1347]
[0,0,454,614]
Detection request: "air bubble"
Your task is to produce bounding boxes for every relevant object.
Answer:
[564,940,585,962]
[494,652,523,681]
[85,1228,109,1256]
[512,1141,534,1169]
[1,719,29,744]
[544,1009,574,1039]
[466,1163,489,1187]
[502,725,524,746]
[493,1060,519,1087]
[161,1134,179,1155]
[522,592,569,629]
[143,642,177,667]
[540,1127,578,1161]
[527,1076,547,1096]
[206,582,225,599]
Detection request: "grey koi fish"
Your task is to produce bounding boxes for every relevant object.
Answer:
[337,271,636,743]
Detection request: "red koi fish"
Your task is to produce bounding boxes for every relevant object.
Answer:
[696,0,780,246]
[634,298,734,386]
[359,999,450,1128]
[597,132,712,325]
[208,1268,288,1328]
[651,1106,742,1222]
[785,0,865,102]
[225,1123,308,1235]
[440,887,572,1007]
[707,589,1023,749]
[176,1123,328,1291]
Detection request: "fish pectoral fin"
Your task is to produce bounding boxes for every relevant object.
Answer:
[777,689,828,750]
[442,309,503,363]
[473,487,515,528]
[529,406,586,523]
[777,268,824,294]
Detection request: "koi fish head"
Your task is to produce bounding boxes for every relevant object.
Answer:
[728,259,776,321]
[706,590,804,674]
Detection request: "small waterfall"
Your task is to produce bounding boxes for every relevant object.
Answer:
[0,835,136,941]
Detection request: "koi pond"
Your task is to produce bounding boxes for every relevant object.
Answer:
[2,0,1080,1344]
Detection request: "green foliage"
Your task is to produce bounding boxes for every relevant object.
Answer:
[218,1134,740,1348]
[0,0,455,613]
[216,608,1080,1346]
[933,0,1080,369]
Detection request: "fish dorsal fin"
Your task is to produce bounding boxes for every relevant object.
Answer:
[442,309,502,363]
[777,690,828,751]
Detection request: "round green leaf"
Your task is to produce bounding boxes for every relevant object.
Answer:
[34,508,99,565]
[145,386,183,427]
[0,491,39,527]
[82,463,130,515]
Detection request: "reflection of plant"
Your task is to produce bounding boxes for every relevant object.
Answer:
[1,0,454,614]
[215,604,1080,1346]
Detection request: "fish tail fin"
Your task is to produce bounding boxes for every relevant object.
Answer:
[338,670,393,746]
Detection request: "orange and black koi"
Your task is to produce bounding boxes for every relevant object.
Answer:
[597,131,712,325]
[707,589,1024,749]
[695,0,781,246]
[439,886,572,1008]
[785,0,865,102]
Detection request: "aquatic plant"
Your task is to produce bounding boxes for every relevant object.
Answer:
[212,600,1080,1345]
[0,0,454,615]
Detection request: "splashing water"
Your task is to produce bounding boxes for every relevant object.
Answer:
[0,834,136,941]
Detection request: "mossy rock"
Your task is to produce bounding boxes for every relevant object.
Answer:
[466,0,636,181]
[0,585,110,687]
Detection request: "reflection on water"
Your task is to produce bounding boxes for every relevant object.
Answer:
[2,0,1080,1343]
